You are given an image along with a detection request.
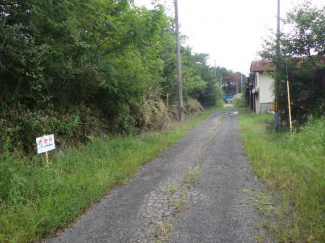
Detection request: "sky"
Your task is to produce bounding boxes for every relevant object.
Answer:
[134,0,324,75]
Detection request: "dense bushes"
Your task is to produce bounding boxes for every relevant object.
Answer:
[0,1,223,153]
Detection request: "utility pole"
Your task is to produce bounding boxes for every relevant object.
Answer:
[174,0,184,121]
[220,74,223,91]
[236,76,239,94]
[274,0,281,130]
[240,73,243,93]
[214,59,217,78]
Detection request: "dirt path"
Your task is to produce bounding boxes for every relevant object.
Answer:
[47,106,263,243]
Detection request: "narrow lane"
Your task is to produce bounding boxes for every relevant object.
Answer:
[48,106,263,243]
[170,107,260,242]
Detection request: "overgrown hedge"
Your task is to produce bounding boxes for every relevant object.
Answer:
[0,1,224,153]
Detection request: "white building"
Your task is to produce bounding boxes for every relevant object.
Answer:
[249,60,275,113]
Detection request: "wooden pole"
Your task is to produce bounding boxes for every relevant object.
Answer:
[174,0,184,121]
[240,74,243,93]
[43,134,49,167]
[45,151,49,167]
[166,93,169,109]
[274,0,281,131]
[287,80,293,132]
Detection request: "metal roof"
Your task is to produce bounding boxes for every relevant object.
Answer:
[250,59,275,72]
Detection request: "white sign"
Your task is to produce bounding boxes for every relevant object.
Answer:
[36,134,55,154]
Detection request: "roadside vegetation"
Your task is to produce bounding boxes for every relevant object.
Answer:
[235,102,325,242]
[0,106,222,243]
[0,0,236,155]
[0,1,233,242]
[258,1,325,125]
[236,4,325,240]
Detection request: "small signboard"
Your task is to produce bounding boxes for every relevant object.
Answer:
[36,134,55,154]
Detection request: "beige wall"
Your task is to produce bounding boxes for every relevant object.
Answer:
[256,72,274,104]
[261,103,273,113]
[254,72,274,113]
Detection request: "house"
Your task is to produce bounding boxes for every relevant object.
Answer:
[249,59,275,113]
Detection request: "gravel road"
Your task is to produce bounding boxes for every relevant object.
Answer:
[47,106,264,243]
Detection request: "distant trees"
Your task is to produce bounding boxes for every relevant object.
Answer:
[214,67,244,96]
[0,1,223,152]
[260,1,325,124]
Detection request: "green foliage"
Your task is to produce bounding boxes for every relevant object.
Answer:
[260,1,325,125]
[233,95,245,108]
[237,107,325,242]
[233,86,249,108]
[0,106,221,243]
[182,52,222,106]
[0,1,225,152]
[215,66,245,96]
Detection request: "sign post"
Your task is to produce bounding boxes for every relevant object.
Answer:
[36,134,55,166]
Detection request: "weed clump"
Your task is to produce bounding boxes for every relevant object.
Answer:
[237,107,325,242]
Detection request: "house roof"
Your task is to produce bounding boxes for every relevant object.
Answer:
[250,59,275,72]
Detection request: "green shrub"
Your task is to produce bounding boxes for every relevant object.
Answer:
[233,94,247,108]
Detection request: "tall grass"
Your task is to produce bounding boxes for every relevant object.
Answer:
[0,106,222,243]
[237,107,325,242]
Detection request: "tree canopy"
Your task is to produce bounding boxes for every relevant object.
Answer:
[0,0,225,152]
[259,1,325,125]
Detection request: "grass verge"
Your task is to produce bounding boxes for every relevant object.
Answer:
[236,107,325,242]
[0,106,222,243]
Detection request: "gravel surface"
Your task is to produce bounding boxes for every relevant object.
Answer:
[47,106,265,243]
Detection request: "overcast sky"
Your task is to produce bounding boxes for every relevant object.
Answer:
[134,0,324,75]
